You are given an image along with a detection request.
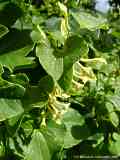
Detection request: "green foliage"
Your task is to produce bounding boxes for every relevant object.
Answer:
[0,0,120,159]
[0,24,9,38]
[25,130,51,160]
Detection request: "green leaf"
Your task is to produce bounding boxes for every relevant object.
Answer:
[31,30,43,43]
[0,99,24,121]
[22,85,48,110]
[0,2,23,27]
[70,11,108,31]
[56,35,88,57]
[32,15,44,25]
[7,73,29,88]
[48,31,65,48]
[62,36,88,71]
[0,46,34,70]
[109,133,120,155]
[36,43,63,81]
[46,120,66,146]
[0,77,25,99]
[45,17,65,46]
[23,75,54,109]
[71,125,91,140]
[39,75,54,94]
[61,108,85,148]
[64,36,87,55]
[21,120,33,137]
[58,67,73,91]
[0,29,34,69]
[0,24,9,38]
[41,120,66,157]
[25,130,51,160]
[88,133,104,147]
[105,102,114,113]
[109,112,119,127]
[0,144,4,157]
[58,36,88,90]
[0,69,27,99]
[45,17,62,32]
[107,95,120,111]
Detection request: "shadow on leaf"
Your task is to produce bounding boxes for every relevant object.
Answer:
[71,125,91,140]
